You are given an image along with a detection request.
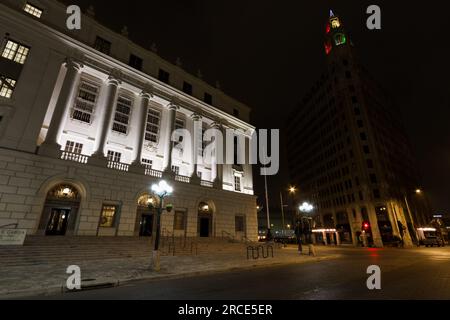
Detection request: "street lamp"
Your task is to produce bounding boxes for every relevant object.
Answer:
[149,180,173,271]
[299,202,316,256]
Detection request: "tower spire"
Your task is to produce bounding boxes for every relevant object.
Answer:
[329,9,335,17]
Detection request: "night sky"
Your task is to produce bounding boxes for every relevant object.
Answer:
[63,0,450,213]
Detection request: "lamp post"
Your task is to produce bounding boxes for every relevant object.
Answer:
[149,180,173,271]
[299,202,315,256]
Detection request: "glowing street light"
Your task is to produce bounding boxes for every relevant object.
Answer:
[149,180,173,271]
[415,189,422,195]
[289,186,297,194]
[299,202,314,213]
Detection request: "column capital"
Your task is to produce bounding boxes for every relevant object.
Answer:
[107,69,123,86]
[190,112,203,121]
[65,57,83,71]
[140,83,154,99]
[167,96,182,111]
[209,121,223,130]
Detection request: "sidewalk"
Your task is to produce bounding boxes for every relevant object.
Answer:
[0,247,341,299]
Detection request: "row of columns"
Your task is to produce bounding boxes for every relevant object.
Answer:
[39,58,225,187]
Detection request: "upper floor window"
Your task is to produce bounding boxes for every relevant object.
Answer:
[64,141,83,154]
[129,54,143,71]
[24,3,43,18]
[145,109,161,143]
[234,175,241,192]
[0,76,16,99]
[174,118,185,149]
[94,36,111,55]
[183,81,193,95]
[204,93,213,105]
[1,40,30,64]
[158,69,170,84]
[171,165,180,175]
[72,80,99,124]
[112,95,133,134]
[233,108,240,118]
[198,124,207,157]
[142,158,153,168]
[107,150,121,163]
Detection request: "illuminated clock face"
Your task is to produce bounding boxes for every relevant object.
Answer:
[331,17,341,29]
[334,33,347,46]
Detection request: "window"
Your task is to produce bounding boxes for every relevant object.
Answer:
[370,174,378,184]
[1,40,30,64]
[94,36,111,55]
[99,205,117,228]
[174,118,185,149]
[129,54,143,71]
[198,124,207,157]
[197,171,202,180]
[345,71,352,79]
[183,82,193,95]
[112,95,133,134]
[363,145,370,154]
[145,109,161,143]
[72,80,99,124]
[234,175,241,192]
[142,158,152,168]
[107,150,121,163]
[367,159,374,168]
[235,215,245,232]
[360,133,367,141]
[233,108,240,118]
[373,189,381,199]
[64,141,83,154]
[172,165,180,175]
[158,69,170,84]
[357,120,363,128]
[24,3,43,18]
[354,108,361,116]
[204,93,213,105]
[352,96,358,103]
[173,211,186,231]
[0,77,16,98]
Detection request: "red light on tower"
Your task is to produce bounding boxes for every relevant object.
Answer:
[326,23,331,34]
[362,221,370,231]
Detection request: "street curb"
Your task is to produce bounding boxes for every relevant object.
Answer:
[1,254,341,299]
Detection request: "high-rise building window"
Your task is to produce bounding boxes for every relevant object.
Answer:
[94,36,111,55]
[367,159,374,168]
[370,174,378,184]
[352,96,358,103]
[99,205,117,228]
[158,69,170,84]
[1,40,30,64]
[0,77,16,98]
[24,3,43,18]
[363,146,370,154]
[204,93,213,105]
[360,133,367,141]
[107,150,121,163]
[233,108,240,118]
[129,54,143,71]
[373,189,381,199]
[72,80,99,124]
[145,109,161,143]
[112,95,133,134]
[183,81,193,95]
[357,120,363,128]
[65,141,83,154]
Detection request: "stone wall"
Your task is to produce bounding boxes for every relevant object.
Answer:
[0,148,258,241]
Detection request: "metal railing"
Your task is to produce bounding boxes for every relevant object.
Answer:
[247,245,274,260]
[61,151,89,164]
[107,161,129,172]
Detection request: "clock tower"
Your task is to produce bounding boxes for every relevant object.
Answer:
[324,10,353,58]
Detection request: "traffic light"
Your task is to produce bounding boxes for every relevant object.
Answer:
[362,221,370,231]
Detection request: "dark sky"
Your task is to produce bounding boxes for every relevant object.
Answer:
[65,0,450,213]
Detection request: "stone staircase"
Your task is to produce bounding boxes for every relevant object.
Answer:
[0,236,253,267]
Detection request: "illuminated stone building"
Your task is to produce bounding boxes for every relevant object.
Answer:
[287,11,429,247]
[0,0,257,240]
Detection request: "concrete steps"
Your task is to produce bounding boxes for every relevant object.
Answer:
[0,236,253,267]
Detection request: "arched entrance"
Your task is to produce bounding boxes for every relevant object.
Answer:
[135,194,158,237]
[198,202,213,238]
[38,184,81,236]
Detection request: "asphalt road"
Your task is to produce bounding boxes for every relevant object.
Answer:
[32,247,450,300]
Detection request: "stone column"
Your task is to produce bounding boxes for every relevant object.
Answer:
[210,122,224,189]
[367,204,384,248]
[130,88,152,174]
[162,101,179,178]
[91,70,121,166]
[39,58,83,158]
[190,113,202,184]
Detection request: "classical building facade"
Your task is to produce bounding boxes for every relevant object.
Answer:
[0,0,257,240]
[287,11,430,247]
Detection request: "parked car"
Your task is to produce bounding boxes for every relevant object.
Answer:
[422,236,445,247]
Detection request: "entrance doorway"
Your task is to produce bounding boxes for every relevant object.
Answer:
[198,202,213,238]
[39,184,81,236]
[45,208,70,236]
[139,214,154,237]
